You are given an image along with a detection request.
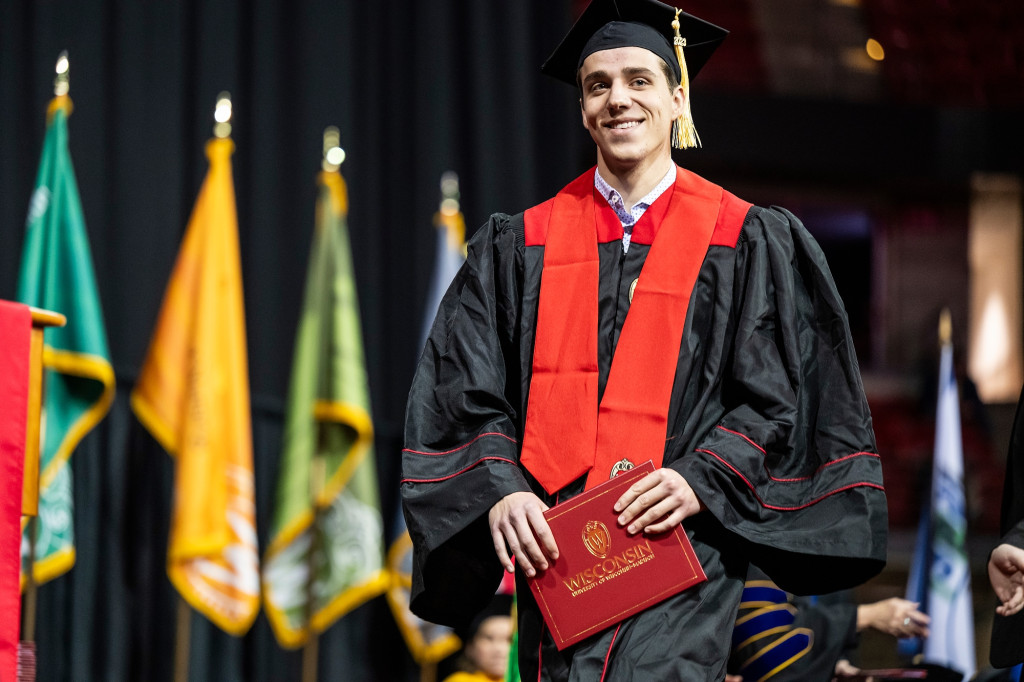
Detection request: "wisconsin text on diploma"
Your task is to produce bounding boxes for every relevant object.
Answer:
[562,538,656,596]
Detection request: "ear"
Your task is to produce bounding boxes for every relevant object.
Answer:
[671,84,685,119]
[580,97,591,132]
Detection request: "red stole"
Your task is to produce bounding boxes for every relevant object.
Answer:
[0,300,30,681]
[519,166,750,494]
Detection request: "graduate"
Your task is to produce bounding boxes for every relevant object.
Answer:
[402,0,888,678]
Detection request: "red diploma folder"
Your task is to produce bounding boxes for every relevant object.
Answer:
[526,461,706,649]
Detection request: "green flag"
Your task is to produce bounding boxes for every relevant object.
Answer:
[17,95,115,586]
[262,167,387,648]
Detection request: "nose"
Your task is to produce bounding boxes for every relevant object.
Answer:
[607,80,630,110]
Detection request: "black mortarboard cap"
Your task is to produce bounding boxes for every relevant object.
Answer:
[541,0,728,87]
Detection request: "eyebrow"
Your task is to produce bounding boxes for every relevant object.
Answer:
[581,66,658,88]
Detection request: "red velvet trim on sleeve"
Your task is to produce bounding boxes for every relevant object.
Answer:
[696,448,885,511]
[401,432,518,456]
[400,456,518,484]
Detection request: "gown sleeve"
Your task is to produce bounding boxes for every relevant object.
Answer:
[1000,386,1024,543]
[674,205,888,594]
[401,213,532,627]
[991,386,1024,667]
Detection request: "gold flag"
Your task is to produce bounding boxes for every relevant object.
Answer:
[131,137,259,635]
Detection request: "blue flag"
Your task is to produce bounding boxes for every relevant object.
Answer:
[386,187,466,665]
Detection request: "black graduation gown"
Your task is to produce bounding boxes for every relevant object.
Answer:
[990,386,1024,668]
[402,189,887,680]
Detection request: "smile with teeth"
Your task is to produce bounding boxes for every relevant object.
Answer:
[607,120,641,129]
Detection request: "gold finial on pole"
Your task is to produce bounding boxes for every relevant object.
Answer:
[439,171,460,215]
[436,171,466,253]
[322,126,345,172]
[939,308,952,346]
[54,51,69,96]
[213,92,232,138]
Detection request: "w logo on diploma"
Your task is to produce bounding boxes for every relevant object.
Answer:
[582,521,611,558]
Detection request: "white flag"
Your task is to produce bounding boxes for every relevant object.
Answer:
[922,341,976,679]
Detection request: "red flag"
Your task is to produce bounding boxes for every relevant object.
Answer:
[0,301,31,682]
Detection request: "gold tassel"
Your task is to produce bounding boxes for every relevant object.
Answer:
[671,8,701,149]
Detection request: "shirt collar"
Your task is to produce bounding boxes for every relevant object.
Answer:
[594,165,677,226]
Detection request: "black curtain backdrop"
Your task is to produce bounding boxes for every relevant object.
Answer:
[0,1,584,680]
[3,1,1024,680]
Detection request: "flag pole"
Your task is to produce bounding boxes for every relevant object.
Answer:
[172,93,234,682]
[21,310,68,681]
[301,452,324,682]
[173,598,191,682]
[21,309,43,668]
[300,127,344,682]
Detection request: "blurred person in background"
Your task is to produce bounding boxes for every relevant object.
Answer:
[727,569,928,682]
[443,595,514,682]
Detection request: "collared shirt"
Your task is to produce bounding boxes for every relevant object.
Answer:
[594,165,676,252]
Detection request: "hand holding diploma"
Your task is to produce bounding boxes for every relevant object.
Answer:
[489,491,559,578]
[612,467,706,535]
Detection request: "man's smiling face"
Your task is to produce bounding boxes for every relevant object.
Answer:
[579,46,683,174]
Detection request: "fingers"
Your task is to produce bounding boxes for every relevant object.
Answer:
[624,496,686,534]
[613,472,658,514]
[892,600,929,638]
[989,553,1024,612]
[490,523,514,573]
[833,658,860,677]
[902,602,929,626]
[884,598,933,634]
[992,543,1024,573]
[904,615,929,639]
[488,492,558,578]
[862,599,929,638]
[511,503,559,574]
[996,585,1024,616]
[990,543,1024,613]
[613,469,702,535]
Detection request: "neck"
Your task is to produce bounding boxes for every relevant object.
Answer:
[596,153,674,208]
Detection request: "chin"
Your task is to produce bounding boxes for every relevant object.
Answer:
[598,136,649,158]
[601,149,646,169]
